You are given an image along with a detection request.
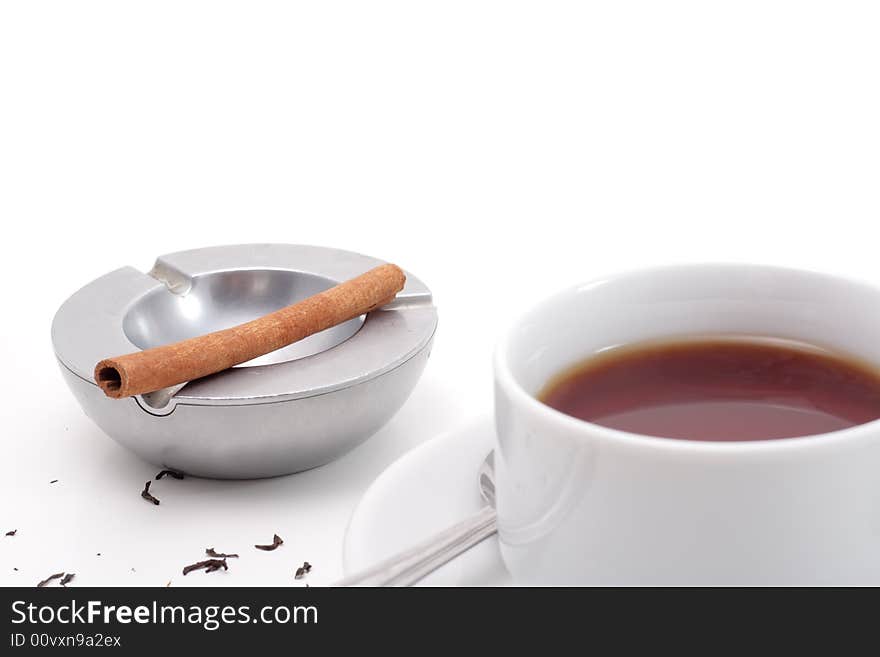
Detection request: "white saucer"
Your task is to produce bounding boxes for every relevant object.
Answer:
[343,417,513,586]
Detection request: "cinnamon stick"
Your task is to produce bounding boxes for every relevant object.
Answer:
[94,263,406,399]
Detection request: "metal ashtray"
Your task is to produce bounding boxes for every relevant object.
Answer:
[51,244,438,478]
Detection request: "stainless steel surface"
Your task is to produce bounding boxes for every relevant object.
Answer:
[52,244,438,479]
[335,451,497,587]
[124,269,365,367]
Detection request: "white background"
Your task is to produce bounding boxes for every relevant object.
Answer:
[1,1,879,586]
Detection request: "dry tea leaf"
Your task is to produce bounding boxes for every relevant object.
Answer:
[141,481,160,505]
[182,559,228,576]
[37,572,64,587]
[206,548,239,559]
[255,534,283,551]
[156,470,184,480]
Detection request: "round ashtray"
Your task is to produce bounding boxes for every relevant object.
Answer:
[52,244,438,478]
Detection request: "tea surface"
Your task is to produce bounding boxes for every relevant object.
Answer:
[539,337,880,441]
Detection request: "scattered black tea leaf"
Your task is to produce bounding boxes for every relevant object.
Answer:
[49,480,58,484]
[182,558,228,576]
[206,548,239,559]
[295,561,312,579]
[37,572,65,587]
[155,470,184,480]
[60,573,75,587]
[255,534,283,551]
[13,567,18,571]
[96,553,101,557]
[141,481,160,505]
[5,529,16,536]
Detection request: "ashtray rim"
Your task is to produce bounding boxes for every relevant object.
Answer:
[52,244,437,409]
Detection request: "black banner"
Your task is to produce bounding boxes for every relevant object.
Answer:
[0,586,864,651]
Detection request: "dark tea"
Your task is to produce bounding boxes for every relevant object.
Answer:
[539,336,880,441]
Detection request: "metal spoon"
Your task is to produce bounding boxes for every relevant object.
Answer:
[334,452,497,587]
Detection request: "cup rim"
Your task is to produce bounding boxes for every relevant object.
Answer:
[494,262,880,455]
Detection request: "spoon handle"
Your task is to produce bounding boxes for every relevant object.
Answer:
[334,506,497,587]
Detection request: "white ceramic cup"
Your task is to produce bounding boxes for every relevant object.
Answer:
[493,264,880,585]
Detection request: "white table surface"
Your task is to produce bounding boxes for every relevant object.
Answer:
[2,1,880,586]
